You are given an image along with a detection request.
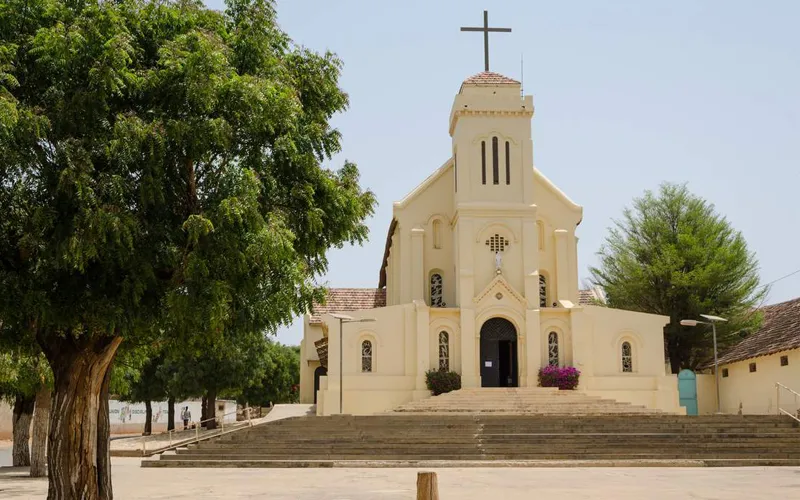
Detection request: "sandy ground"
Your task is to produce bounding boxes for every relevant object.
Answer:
[1,458,800,499]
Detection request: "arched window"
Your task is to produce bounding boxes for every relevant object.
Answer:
[432,219,442,249]
[622,341,633,373]
[481,141,487,185]
[438,331,449,371]
[361,340,373,373]
[492,136,499,184]
[505,141,511,185]
[539,275,547,308]
[548,332,559,366]
[430,273,444,307]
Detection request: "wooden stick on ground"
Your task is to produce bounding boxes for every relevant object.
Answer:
[417,471,439,500]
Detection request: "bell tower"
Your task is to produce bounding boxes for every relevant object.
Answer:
[449,73,534,207]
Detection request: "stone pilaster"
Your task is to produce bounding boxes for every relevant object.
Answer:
[555,229,569,302]
[411,227,425,302]
[459,308,478,387]
[414,300,431,390]
[525,309,542,387]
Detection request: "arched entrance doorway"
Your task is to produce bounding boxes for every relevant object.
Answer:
[480,318,518,387]
[313,366,327,404]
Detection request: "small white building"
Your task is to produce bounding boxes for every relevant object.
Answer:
[706,297,800,415]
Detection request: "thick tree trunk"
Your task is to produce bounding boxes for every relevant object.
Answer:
[12,394,34,467]
[205,388,217,430]
[97,366,112,500]
[39,334,122,500]
[143,401,152,436]
[30,385,51,477]
[167,397,175,432]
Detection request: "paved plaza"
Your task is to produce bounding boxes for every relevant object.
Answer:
[1,456,799,499]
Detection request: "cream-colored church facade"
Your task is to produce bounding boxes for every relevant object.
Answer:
[299,71,682,416]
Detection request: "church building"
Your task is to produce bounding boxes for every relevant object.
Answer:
[298,65,683,416]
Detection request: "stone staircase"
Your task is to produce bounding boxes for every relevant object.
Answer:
[142,389,800,468]
[392,387,665,415]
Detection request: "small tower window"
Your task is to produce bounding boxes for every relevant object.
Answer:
[505,141,510,185]
[548,332,559,367]
[539,275,547,308]
[485,234,509,252]
[780,355,789,366]
[749,362,756,373]
[621,342,633,373]
[430,273,444,307]
[481,141,486,185]
[361,340,373,373]
[438,331,449,371]
[722,368,729,378]
[492,136,499,185]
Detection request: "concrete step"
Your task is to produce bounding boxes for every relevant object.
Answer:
[143,399,800,468]
[143,457,800,468]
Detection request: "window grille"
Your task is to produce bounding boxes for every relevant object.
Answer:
[485,234,509,253]
[548,332,559,367]
[621,342,632,372]
[438,331,449,371]
[361,340,373,372]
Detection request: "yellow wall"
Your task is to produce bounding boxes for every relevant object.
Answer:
[717,349,800,415]
[302,75,682,416]
[696,374,718,415]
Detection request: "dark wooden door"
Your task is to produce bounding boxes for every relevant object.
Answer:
[479,318,517,388]
[480,337,500,387]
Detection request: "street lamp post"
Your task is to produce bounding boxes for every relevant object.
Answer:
[330,314,376,415]
[680,314,728,414]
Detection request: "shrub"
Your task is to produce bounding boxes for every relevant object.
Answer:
[425,369,461,395]
[538,365,581,390]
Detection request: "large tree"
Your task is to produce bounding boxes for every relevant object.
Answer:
[590,183,765,373]
[0,0,375,497]
[238,340,299,407]
[167,331,272,430]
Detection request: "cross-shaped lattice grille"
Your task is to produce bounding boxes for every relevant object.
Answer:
[485,234,509,253]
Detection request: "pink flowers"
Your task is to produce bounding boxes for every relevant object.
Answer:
[538,365,581,390]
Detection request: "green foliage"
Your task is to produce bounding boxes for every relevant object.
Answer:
[0,0,374,363]
[0,324,51,401]
[0,2,374,492]
[425,369,461,396]
[238,340,299,406]
[590,183,766,371]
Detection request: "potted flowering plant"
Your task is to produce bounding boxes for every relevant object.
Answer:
[538,365,581,390]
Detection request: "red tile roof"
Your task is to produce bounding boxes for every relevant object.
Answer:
[309,288,387,324]
[715,297,800,366]
[578,289,597,305]
[462,71,520,86]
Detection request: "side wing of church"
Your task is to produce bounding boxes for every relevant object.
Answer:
[299,71,682,415]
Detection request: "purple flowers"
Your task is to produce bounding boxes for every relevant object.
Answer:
[538,365,581,390]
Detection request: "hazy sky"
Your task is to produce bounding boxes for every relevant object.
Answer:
[206,0,800,346]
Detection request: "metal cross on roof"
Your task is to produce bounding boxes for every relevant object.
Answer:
[460,10,512,72]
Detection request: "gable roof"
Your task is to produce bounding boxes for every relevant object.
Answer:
[715,297,800,366]
[308,288,386,324]
[462,71,520,86]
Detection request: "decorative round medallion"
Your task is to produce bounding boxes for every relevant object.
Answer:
[495,292,503,300]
